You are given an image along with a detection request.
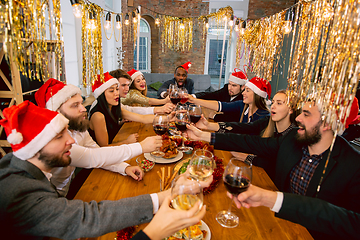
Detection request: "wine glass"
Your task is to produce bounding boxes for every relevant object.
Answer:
[170,88,181,105]
[171,175,203,240]
[175,102,188,113]
[168,83,178,96]
[178,87,189,104]
[151,114,169,157]
[175,111,193,152]
[188,149,215,181]
[216,158,252,228]
[188,104,202,123]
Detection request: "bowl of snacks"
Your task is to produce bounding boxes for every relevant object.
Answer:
[136,155,155,172]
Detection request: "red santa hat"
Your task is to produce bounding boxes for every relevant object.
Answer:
[181,62,192,72]
[344,97,359,129]
[0,101,69,160]
[127,69,143,84]
[35,78,82,111]
[228,68,248,86]
[92,72,119,98]
[245,77,272,99]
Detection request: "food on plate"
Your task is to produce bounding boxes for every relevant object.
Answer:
[136,158,155,172]
[160,139,178,158]
[164,222,207,240]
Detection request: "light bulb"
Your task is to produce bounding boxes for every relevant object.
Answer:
[125,19,129,25]
[239,28,245,35]
[87,19,96,30]
[133,17,137,23]
[155,18,160,26]
[206,22,209,29]
[228,20,234,27]
[180,23,185,29]
[116,21,122,29]
[72,4,82,18]
[104,20,111,30]
[235,25,239,32]
[283,21,292,34]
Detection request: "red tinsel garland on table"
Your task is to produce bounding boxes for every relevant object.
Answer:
[117,136,224,240]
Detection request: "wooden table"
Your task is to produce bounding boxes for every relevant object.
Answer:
[73,122,313,240]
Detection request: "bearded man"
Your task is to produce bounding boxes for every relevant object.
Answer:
[185,100,360,240]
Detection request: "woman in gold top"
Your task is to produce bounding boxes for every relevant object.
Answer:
[122,69,171,107]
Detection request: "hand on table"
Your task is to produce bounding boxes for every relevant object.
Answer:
[227,184,277,209]
[143,195,206,240]
[140,136,162,153]
[123,133,139,144]
[125,166,144,181]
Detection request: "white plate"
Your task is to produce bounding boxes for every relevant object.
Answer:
[200,220,211,240]
[144,151,183,164]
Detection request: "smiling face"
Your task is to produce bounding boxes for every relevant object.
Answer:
[270,92,292,123]
[133,74,146,91]
[228,81,241,97]
[118,77,130,98]
[58,94,89,132]
[295,102,323,146]
[38,127,75,169]
[242,86,255,105]
[104,84,120,106]
[174,67,187,87]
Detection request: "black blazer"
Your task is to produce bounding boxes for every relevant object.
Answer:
[214,129,360,239]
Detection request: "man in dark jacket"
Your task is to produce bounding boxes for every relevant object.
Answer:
[158,62,194,98]
[195,69,248,102]
[186,100,360,240]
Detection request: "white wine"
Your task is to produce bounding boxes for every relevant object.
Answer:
[189,164,214,181]
[172,194,203,211]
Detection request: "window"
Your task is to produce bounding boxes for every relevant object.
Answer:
[134,19,151,72]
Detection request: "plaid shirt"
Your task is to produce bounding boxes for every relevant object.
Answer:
[289,147,323,195]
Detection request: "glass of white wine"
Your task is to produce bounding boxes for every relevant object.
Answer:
[171,175,203,240]
[188,149,215,181]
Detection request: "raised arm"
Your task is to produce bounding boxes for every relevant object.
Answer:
[121,108,155,124]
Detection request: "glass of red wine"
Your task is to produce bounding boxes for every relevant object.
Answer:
[170,88,181,105]
[216,158,252,228]
[188,104,202,123]
[174,111,193,152]
[151,114,169,157]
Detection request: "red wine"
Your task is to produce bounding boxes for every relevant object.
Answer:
[171,97,181,105]
[180,97,189,104]
[190,115,201,123]
[154,125,168,135]
[224,174,250,195]
[175,121,187,132]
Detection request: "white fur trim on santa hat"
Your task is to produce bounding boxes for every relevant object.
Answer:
[93,78,119,99]
[46,84,82,111]
[228,75,247,86]
[130,71,143,82]
[246,81,268,98]
[13,114,69,160]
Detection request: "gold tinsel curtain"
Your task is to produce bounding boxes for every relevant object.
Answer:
[1,0,63,81]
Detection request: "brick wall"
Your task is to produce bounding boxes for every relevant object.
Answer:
[122,0,209,74]
[248,0,294,20]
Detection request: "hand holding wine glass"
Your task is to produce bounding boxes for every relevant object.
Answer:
[171,175,203,240]
[178,87,189,104]
[170,88,181,105]
[175,111,193,152]
[151,114,169,157]
[216,158,252,228]
[188,149,215,181]
[188,104,202,123]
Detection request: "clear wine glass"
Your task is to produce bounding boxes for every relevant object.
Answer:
[171,175,203,240]
[216,158,252,228]
[178,87,189,104]
[188,149,215,181]
[175,111,193,152]
[188,104,202,123]
[175,102,188,113]
[151,114,169,157]
[168,83,178,96]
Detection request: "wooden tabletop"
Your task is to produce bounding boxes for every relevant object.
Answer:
[73,122,313,240]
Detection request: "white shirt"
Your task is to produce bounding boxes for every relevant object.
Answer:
[50,130,142,196]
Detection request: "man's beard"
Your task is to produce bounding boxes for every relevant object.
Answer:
[62,112,90,132]
[295,120,322,146]
[38,149,71,168]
